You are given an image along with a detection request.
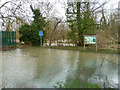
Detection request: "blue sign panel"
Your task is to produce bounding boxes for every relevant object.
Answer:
[39,31,43,36]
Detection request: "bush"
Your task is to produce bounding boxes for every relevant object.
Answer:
[19,5,46,46]
[19,24,41,46]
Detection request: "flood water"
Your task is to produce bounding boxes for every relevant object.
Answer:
[1,47,119,88]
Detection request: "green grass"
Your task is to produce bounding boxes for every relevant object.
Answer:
[41,46,118,54]
[53,80,100,88]
[15,44,119,54]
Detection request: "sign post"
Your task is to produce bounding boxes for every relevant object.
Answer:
[84,37,85,50]
[84,35,97,52]
[39,31,43,46]
[40,36,42,46]
[96,35,97,52]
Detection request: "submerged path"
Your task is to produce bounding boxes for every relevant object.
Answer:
[1,47,119,88]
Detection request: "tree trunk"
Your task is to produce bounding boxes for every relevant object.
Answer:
[49,38,52,46]
[77,2,83,46]
[49,20,61,46]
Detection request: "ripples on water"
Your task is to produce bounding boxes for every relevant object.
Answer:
[1,47,119,88]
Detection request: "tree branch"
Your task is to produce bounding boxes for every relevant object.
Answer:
[92,1,109,12]
[0,1,11,9]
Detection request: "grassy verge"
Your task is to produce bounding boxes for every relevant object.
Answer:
[41,46,118,54]
[5,43,118,54]
[53,80,100,88]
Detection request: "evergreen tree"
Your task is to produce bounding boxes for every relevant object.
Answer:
[19,5,46,46]
[66,2,97,46]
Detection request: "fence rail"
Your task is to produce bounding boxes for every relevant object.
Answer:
[0,31,16,47]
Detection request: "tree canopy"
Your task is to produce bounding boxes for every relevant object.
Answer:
[66,2,98,46]
[19,5,46,46]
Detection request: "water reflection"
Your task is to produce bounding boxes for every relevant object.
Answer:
[75,52,118,88]
[0,51,2,89]
[2,47,118,88]
[72,52,97,86]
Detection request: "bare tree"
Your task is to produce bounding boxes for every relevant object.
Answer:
[46,17,61,46]
[0,1,33,31]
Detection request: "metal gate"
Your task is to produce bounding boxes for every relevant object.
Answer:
[0,31,16,47]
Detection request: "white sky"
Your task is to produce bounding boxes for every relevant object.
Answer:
[1,0,119,16]
[0,0,119,22]
[0,0,119,31]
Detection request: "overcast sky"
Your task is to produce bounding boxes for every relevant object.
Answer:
[0,0,119,29]
[1,0,119,18]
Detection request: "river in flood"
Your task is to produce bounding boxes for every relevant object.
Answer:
[1,47,119,88]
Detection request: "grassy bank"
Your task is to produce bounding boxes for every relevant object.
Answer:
[41,46,118,54]
[53,80,100,88]
[2,44,118,54]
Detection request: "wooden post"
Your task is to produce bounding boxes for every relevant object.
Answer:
[96,43,97,52]
[84,43,85,50]
[96,35,97,52]
[84,35,85,50]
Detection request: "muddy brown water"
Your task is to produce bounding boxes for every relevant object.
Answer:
[1,47,119,88]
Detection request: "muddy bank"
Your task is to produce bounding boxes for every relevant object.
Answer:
[1,44,30,51]
[41,46,119,54]
[1,44,119,54]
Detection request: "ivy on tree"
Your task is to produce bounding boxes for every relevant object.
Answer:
[66,2,97,46]
[19,5,46,46]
